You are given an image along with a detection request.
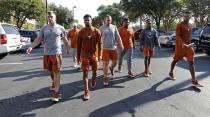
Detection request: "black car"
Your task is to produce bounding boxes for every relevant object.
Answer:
[170,27,203,51]
[199,23,210,55]
[19,30,38,42]
[19,30,40,48]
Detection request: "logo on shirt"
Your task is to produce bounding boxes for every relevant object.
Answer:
[146,32,153,38]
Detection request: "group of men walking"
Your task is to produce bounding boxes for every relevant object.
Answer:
[26,11,202,102]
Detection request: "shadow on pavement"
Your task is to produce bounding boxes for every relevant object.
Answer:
[0,71,137,117]
[88,76,202,117]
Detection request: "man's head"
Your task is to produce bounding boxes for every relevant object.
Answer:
[104,15,112,26]
[123,18,130,27]
[183,11,191,23]
[146,20,152,29]
[73,23,77,30]
[47,11,56,25]
[83,14,92,28]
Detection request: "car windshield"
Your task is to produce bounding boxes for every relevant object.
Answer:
[2,24,19,35]
[203,26,210,34]
[193,28,202,35]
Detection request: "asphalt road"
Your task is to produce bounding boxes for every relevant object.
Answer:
[0,46,210,117]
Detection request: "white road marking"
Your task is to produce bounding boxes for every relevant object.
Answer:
[0,63,23,65]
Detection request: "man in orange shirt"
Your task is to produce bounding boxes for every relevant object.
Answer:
[118,18,135,78]
[67,23,80,68]
[169,12,202,87]
[77,14,103,100]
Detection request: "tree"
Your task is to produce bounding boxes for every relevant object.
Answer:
[182,0,210,27]
[121,0,181,30]
[49,4,74,29]
[162,1,183,32]
[96,3,125,27]
[0,0,45,29]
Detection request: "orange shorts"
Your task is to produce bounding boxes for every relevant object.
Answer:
[81,57,98,71]
[43,54,62,72]
[102,49,118,61]
[174,47,194,62]
[143,47,154,57]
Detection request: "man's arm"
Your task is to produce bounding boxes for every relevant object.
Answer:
[115,27,124,50]
[77,31,82,63]
[139,30,144,51]
[154,30,160,50]
[97,30,103,61]
[26,37,41,54]
[62,37,70,56]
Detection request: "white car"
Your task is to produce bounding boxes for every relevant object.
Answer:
[158,32,175,46]
[0,23,21,55]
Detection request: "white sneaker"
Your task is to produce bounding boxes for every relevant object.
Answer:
[73,63,77,68]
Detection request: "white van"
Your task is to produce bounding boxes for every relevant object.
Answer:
[0,23,21,55]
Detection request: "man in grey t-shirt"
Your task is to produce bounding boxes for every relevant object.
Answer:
[99,15,124,86]
[27,11,69,102]
[140,20,160,77]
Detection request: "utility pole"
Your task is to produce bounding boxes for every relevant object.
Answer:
[46,0,48,24]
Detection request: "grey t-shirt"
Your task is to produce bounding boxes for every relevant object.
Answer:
[99,24,121,50]
[39,24,65,55]
[140,28,159,48]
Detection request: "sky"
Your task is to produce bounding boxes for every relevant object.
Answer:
[48,0,121,25]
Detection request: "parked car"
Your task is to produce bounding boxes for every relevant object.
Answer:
[19,30,39,47]
[199,23,210,55]
[134,29,143,40]
[158,31,175,46]
[0,23,21,55]
[20,36,31,51]
[19,30,38,42]
[170,27,203,51]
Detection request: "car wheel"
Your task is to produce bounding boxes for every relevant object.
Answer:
[0,53,8,59]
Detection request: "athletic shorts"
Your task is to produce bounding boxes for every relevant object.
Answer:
[81,57,98,71]
[174,47,194,62]
[43,54,62,72]
[143,47,154,57]
[70,48,77,57]
[102,49,118,61]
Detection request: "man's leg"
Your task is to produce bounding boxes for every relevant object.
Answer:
[49,71,54,81]
[126,48,133,72]
[148,57,151,71]
[83,71,89,90]
[170,59,178,73]
[127,48,134,77]
[188,61,195,81]
[52,71,61,102]
[169,59,178,80]
[103,61,109,78]
[54,72,61,93]
[144,57,149,72]
[118,49,126,72]
[91,70,97,88]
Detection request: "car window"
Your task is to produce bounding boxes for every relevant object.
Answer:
[2,25,19,35]
[203,26,210,34]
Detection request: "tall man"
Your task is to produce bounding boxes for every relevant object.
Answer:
[118,18,135,78]
[169,12,202,87]
[140,20,160,77]
[67,23,80,68]
[26,11,70,102]
[99,15,124,85]
[77,14,103,100]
